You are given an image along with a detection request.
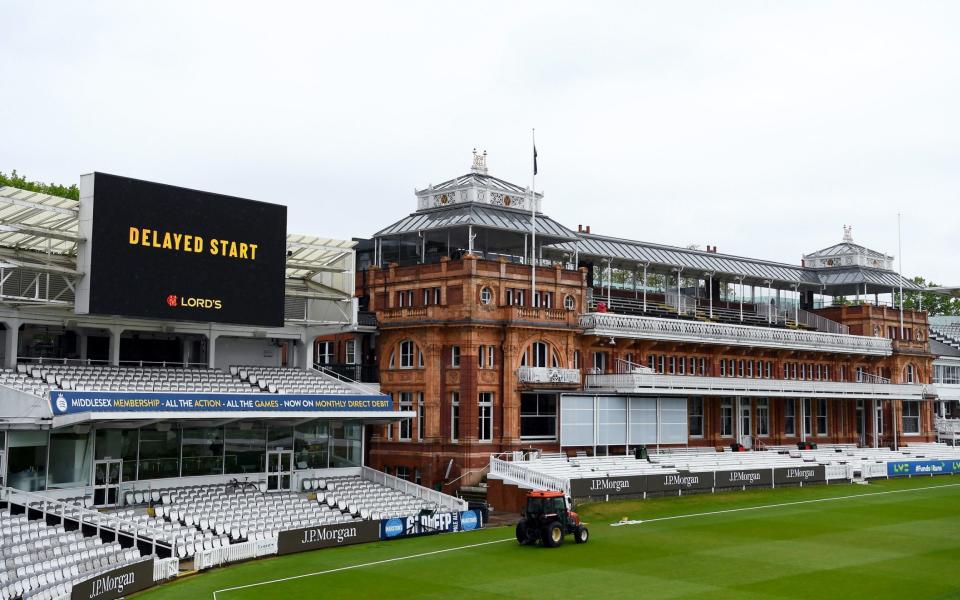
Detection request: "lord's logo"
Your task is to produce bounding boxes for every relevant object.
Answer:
[165,294,222,310]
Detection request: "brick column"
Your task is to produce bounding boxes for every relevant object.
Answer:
[501,332,520,445]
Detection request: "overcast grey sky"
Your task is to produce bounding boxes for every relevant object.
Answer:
[2,1,958,283]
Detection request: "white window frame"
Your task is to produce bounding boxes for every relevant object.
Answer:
[398,392,413,440]
[478,392,493,442]
[400,341,414,369]
[784,399,796,436]
[451,346,461,368]
[450,392,460,442]
[689,397,704,438]
[564,295,575,310]
[720,398,733,437]
[532,342,549,368]
[417,393,425,441]
[480,287,493,305]
[317,341,334,365]
[344,340,356,365]
[816,398,828,436]
[756,398,769,437]
[902,400,921,435]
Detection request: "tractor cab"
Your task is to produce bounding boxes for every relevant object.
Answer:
[524,491,573,523]
[517,490,588,547]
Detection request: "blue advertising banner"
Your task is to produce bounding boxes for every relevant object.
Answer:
[49,390,393,416]
[380,510,482,540]
[886,460,960,477]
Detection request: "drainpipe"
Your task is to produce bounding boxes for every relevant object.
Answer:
[675,266,684,315]
[642,262,649,313]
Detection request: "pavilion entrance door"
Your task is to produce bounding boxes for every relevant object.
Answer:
[266,450,293,491]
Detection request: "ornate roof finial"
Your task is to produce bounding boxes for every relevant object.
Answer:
[471,148,488,174]
[842,225,853,243]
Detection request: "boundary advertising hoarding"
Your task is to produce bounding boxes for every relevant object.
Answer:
[277,520,381,555]
[71,559,155,600]
[380,510,482,539]
[887,460,960,477]
[50,390,392,415]
[570,466,832,499]
[569,475,647,498]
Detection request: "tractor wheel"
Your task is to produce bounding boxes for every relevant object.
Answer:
[516,521,532,545]
[542,522,564,548]
[574,525,589,544]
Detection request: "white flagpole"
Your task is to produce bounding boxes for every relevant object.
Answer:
[531,128,537,307]
[898,213,904,338]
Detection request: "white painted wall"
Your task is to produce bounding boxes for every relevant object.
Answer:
[215,337,282,370]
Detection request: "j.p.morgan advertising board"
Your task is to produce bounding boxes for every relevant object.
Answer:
[570,465,830,498]
[71,559,155,600]
[76,172,287,327]
[277,520,381,555]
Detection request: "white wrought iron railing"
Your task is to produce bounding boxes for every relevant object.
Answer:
[0,486,177,556]
[614,358,655,375]
[585,372,926,400]
[665,289,698,316]
[935,418,960,434]
[856,371,891,384]
[580,312,892,355]
[488,456,571,495]
[153,557,180,581]
[362,466,467,512]
[516,366,581,385]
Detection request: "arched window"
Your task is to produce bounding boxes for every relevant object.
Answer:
[564,295,576,310]
[905,363,916,384]
[521,341,560,368]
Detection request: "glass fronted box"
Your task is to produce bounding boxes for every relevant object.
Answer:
[2,420,363,492]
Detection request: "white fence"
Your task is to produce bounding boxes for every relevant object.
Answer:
[194,537,278,570]
[859,463,889,479]
[361,466,467,512]
[488,456,571,495]
[153,557,179,581]
[580,312,891,355]
[825,464,852,481]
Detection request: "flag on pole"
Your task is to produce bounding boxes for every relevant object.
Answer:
[533,145,538,175]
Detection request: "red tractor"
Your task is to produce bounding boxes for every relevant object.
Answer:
[516,490,589,547]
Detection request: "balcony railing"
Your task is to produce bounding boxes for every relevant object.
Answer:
[517,366,581,385]
[488,456,570,494]
[320,363,379,383]
[580,312,891,356]
[585,372,930,400]
[508,305,574,324]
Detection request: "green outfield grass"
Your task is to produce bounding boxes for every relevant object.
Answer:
[137,476,960,599]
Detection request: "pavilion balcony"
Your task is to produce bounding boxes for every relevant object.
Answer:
[517,366,581,385]
[580,312,892,356]
[585,371,931,401]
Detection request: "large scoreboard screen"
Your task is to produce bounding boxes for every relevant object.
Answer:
[77,173,287,327]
